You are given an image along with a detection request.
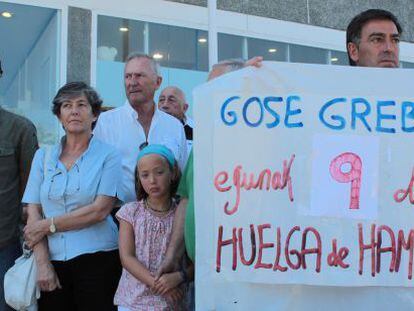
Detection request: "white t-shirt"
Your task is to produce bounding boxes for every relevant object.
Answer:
[94,102,188,203]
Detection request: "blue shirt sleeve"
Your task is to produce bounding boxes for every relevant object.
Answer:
[22,148,45,204]
[96,147,122,197]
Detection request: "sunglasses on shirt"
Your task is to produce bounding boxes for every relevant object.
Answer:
[139,141,148,150]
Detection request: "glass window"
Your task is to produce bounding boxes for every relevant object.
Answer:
[401,61,414,69]
[218,33,244,61]
[248,38,287,61]
[97,16,145,62]
[196,30,209,71]
[0,3,60,145]
[289,44,328,64]
[149,24,208,71]
[96,15,209,116]
[330,50,349,66]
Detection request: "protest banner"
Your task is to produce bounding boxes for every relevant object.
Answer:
[194,62,414,309]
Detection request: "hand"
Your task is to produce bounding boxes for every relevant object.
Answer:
[152,272,182,295]
[24,219,48,248]
[163,287,183,303]
[245,56,263,68]
[37,261,62,292]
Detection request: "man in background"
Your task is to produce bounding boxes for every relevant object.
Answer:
[158,86,193,152]
[0,60,38,311]
[94,53,188,203]
[346,9,401,68]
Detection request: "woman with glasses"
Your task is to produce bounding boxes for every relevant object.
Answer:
[22,82,122,311]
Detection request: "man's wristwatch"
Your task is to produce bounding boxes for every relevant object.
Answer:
[49,217,56,234]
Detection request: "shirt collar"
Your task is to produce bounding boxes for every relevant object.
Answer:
[124,100,160,126]
[124,101,138,119]
[56,134,96,167]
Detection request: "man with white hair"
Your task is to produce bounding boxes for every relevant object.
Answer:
[158,86,194,152]
[94,53,188,203]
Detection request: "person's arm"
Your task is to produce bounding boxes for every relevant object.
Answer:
[18,123,38,223]
[118,219,155,288]
[163,287,184,303]
[24,195,116,248]
[18,122,38,198]
[178,124,188,170]
[245,56,263,68]
[24,147,121,247]
[26,203,61,292]
[54,195,116,230]
[153,271,183,295]
[23,152,60,292]
[185,262,194,282]
[155,198,187,278]
[153,260,194,295]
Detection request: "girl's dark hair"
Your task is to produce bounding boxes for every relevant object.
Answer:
[135,159,181,201]
[52,82,103,128]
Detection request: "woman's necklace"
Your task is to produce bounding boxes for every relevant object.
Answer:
[145,198,172,213]
[60,135,91,171]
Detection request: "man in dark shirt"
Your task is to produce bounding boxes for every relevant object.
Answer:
[0,60,38,311]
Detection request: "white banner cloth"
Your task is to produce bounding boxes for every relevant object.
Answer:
[194,62,414,310]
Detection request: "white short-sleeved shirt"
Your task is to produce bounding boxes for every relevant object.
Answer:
[22,136,121,261]
[94,102,188,203]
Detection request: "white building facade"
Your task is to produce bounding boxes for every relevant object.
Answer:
[1,0,414,144]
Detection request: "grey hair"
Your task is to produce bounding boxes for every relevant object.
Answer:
[52,81,102,129]
[162,86,186,103]
[213,59,245,74]
[52,81,102,118]
[125,52,161,76]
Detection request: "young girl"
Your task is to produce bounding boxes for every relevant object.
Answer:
[114,144,187,311]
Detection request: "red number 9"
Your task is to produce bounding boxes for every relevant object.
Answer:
[329,152,362,210]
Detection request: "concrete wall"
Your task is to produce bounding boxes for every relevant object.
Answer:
[64,0,414,90]
[67,6,91,83]
[166,0,414,42]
